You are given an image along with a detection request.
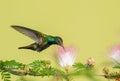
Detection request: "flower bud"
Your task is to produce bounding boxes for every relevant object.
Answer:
[103,67,109,74]
[87,57,95,67]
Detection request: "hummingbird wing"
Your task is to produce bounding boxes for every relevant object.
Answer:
[11,25,47,44]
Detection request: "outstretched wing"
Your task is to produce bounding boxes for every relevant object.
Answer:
[11,25,46,44]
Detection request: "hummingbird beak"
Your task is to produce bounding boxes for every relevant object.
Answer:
[61,44,66,52]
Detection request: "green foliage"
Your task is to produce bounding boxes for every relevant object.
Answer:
[3,60,24,69]
[71,62,100,81]
[29,60,46,72]
[73,63,85,70]
[0,60,110,81]
[1,71,11,81]
[113,64,120,69]
[29,60,55,76]
[40,67,55,76]
[0,60,98,81]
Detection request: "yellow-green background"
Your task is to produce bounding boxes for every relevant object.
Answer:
[0,0,120,81]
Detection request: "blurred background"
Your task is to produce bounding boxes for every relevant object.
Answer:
[0,0,120,81]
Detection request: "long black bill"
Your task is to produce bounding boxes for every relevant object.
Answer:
[61,44,66,52]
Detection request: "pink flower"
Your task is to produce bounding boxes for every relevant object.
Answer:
[110,44,120,62]
[56,46,77,68]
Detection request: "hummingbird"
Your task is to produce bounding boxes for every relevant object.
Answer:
[11,25,65,52]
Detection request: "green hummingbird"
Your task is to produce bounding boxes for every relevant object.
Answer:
[11,25,65,52]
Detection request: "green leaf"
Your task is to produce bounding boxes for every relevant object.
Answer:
[3,60,24,69]
[29,60,46,70]
[73,63,85,70]
[40,67,55,76]
[113,65,120,69]
[1,72,11,81]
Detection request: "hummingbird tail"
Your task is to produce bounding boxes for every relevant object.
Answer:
[18,43,37,50]
[18,46,32,49]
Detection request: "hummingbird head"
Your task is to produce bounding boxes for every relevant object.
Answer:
[54,36,63,46]
[48,36,65,50]
[54,36,66,50]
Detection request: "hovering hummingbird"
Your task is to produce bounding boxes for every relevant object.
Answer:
[11,25,65,52]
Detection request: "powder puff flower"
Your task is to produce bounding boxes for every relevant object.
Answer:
[56,46,77,70]
[110,44,120,62]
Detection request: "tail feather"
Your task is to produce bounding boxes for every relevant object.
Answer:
[18,46,30,49]
[18,43,38,51]
[18,46,33,49]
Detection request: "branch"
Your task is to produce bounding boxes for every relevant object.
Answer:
[0,60,105,81]
[0,60,71,81]
[0,60,56,76]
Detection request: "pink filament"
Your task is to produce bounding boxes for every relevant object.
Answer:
[56,46,77,67]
